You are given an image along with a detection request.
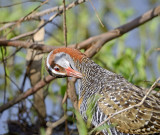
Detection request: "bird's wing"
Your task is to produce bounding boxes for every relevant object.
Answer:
[98,85,160,134]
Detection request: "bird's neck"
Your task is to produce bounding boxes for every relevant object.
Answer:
[75,58,114,99]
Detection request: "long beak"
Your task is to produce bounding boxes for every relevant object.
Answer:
[65,67,83,79]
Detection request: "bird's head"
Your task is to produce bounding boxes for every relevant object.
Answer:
[46,47,85,79]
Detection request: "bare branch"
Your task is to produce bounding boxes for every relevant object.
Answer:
[6,74,21,92]
[0,1,43,8]
[46,115,68,135]
[0,47,22,63]
[1,5,159,56]
[156,83,160,88]
[0,47,7,104]
[4,0,49,37]
[30,0,88,20]
[0,40,57,52]
[0,75,55,113]
[85,5,160,57]
[89,0,104,27]
[155,48,160,51]
[0,0,88,32]
[62,91,68,104]
[63,0,67,47]
[67,78,78,110]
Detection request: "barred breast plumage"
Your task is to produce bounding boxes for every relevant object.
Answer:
[45,47,160,135]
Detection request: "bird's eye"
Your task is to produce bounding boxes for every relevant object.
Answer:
[54,66,59,71]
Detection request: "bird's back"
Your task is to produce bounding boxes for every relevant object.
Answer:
[77,57,160,135]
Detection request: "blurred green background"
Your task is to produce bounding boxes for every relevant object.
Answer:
[0,0,159,134]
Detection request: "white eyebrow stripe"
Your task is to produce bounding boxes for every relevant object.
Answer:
[46,51,66,76]
[46,50,54,70]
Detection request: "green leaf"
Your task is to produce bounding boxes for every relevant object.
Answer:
[40,127,46,135]
[60,85,66,97]
[75,110,88,135]
[86,94,100,128]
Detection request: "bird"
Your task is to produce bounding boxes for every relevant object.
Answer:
[45,47,160,135]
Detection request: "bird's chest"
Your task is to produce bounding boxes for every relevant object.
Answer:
[79,95,98,122]
[78,80,102,120]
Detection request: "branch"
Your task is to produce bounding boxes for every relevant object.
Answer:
[0,40,57,52]
[89,77,160,135]
[0,5,159,55]
[85,5,160,57]
[0,75,55,113]
[155,48,160,51]
[46,115,68,135]
[156,83,160,88]
[28,0,87,20]
[67,78,78,110]
[63,0,67,47]
[0,1,43,8]
[4,0,49,37]
[89,0,104,27]
[0,0,88,32]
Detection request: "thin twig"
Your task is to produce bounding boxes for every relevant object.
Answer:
[0,47,7,104]
[6,74,21,92]
[20,50,37,92]
[0,47,22,63]
[155,48,160,51]
[89,0,104,27]
[65,80,69,135]
[46,115,68,135]
[45,30,64,44]
[0,39,57,52]
[0,0,88,32]
[11,10,59,40]
[63,0,67,47]
[0,1,43,8]
[85,5,160,57]
[62,91,68,104]
[156,83,160,88]
[4,0,49,37]
[1,5,159,54]
[89,77,160,134]
[10,0,71,41]
[67,78,78,110]
[62,2,69,133]
[0,75,55,113]
[8,0,86,41]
